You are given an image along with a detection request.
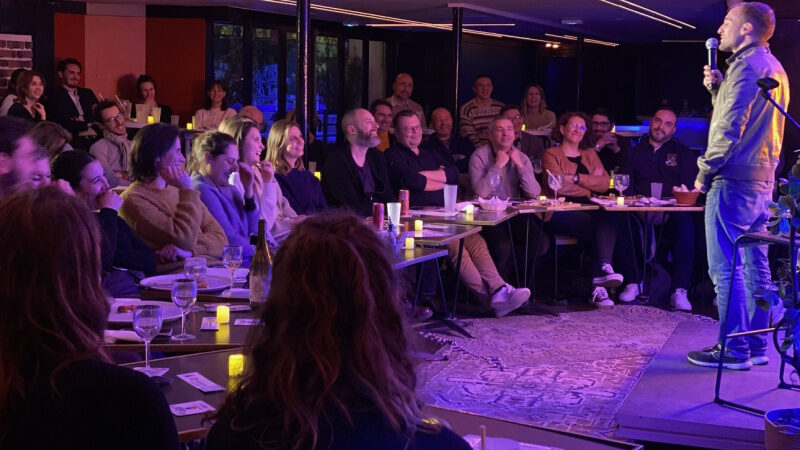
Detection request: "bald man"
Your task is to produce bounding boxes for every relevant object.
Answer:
[386,73,426,127]
[420,108,475,174]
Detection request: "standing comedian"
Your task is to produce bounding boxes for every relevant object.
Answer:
[689,2,788,370]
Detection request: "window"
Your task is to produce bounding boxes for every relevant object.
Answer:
[315,35,338,143]
[368,41,386,105]
[252,28,280,132]
[344,39,363,110]
[213,23,244,110]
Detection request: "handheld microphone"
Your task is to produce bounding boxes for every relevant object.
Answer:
[705,38,719,89]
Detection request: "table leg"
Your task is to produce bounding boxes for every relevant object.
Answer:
[507,220,520,286]
[450,238,466,319]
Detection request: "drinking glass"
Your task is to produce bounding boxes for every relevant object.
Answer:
[386,202,401,226]
[184,257,207,311]
[548,173,564,201]
[171,279,197,341]
[531,158,542,174]
[132,305,163,375]
[614,173,630,197]
[222,246,243,297]
[488,174,502,198]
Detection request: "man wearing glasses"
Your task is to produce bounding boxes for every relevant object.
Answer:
[589,108,630,174]
[90,99,132,188]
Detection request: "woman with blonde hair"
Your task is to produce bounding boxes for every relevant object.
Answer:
[520,84,556,131]
[265,119,326,215]
[219,115,297,236]
[0,187,177,448]
[205,211,469,450]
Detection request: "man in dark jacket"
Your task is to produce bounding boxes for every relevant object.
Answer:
[44,58,98,149]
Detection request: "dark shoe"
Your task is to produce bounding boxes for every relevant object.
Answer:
[411,306,433,322]
[687,344,752,370]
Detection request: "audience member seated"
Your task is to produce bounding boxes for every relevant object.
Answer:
[189,131,259,263]
[0,68,24,116]
[119,123,227,273]
[44,58,98,139]
[469,116,542,280]
[266,119,327,215]
[26,151,51,190]
[30,121,73,158]
[321,108,394,216]
[52,151,157,297]
[589,107,631,174]
[130,74,173,123]
[542,112,622,307]
[238,105,264,131]
[386,110,530,317]
[421,107,475,174]
[460,74,504,147]
[386,73,426,127]
[205,211,470,450]
[520,84,556,131]
[7,70,46,123]
[90,99,132,188]
[194,80,236,130]
[284,108,326,166]
[0,187,178,449]
[369,98,395,151]
[0,116,38,201]
[219,115,297,236]
[615,108,699,311]
[500,104,525,149]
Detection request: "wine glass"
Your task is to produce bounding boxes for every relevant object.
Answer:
[614,173,630,197]
[489,173,502,198]
[222,246,243,297]
[171,279,197,341]
[548,172,564,202]
[184,257,206,311]
[132,305,163,375]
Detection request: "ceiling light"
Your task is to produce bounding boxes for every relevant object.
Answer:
[561,19,583,25]
[615,0,695,29]
[552,43,560,48]
[597,0,694,29]
[545,43,552,47]
[366,22,516,28]
[544,33,619,47]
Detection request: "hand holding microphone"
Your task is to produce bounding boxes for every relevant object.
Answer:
[704,38,723,90]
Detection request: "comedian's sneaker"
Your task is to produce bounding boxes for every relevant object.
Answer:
[591,286,614,307]
[591,263,623,288]
[618,283,641,303]
[670,288,692,312]
[687,344,752,370]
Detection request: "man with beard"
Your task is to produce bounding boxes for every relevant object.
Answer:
[689,2,788,370]
[0,116,38,201]
[321,108,394,216]
[386,73,426,128]
[90,100,132,188]
[590,108,631,174]
[615,108,699,310]
[45,58,98,145]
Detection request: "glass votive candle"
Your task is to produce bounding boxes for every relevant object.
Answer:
[147,115,154,124]
[228,354,244,376]
[186,122,193,130]
[539,195,547,201]
[216,305,230,324]
[404,237,415,250]
[414,219,423,231]
[313,171,321,180]
[616,196,625,206]
[464,204,475,214]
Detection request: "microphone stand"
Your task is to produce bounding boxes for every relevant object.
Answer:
[760,88,800,136]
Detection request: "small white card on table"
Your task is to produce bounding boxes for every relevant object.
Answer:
[177,372,225,393]
[170,400,216,416]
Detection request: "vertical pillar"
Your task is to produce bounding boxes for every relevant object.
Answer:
[452,7,463,130]
[296,0,310,161]
[576,34,584,110]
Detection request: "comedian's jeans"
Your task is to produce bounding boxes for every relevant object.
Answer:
[705,179,771,358]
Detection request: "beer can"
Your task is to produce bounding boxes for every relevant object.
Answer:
[372,203,385,232]
[398,189,410,216]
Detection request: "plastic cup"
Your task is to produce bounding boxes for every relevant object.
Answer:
[151,106,162,122]
[170,115,180,126]
[135,104,147,123]
[650,182,663,199]
[386,202,401,227]
[443,184,458,211]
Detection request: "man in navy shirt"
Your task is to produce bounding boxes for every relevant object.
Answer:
[616,108,699,311]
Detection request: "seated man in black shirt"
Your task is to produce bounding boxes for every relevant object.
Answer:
[615,108,699,311]
[421,107,475,174]
[386,109,529,317]
[590,107,633,174]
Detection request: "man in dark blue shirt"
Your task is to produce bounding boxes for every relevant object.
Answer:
[615,108,700,311]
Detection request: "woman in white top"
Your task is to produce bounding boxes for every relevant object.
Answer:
[219,115,297,237]
[194,80,236,130]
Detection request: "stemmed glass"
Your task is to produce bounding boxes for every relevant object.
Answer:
[489,173,502,198]
[184,257,206,311]
[548,172,564,202]
[614,173,630,197]
[132,305,163,375]
[222,246,243,297]
[171,279,197,341]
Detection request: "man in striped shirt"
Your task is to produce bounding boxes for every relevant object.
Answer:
[459,74,504,147]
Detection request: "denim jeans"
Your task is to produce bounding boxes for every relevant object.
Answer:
[705,179,772,358]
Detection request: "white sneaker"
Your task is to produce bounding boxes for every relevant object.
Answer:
[492,284,530,317]
[490,285,509,307]
[591,263,623,288]
[591,286,614,307]
[618,283,641,303]
[671,288,691,311]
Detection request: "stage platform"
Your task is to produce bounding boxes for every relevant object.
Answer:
[615,321,798,449]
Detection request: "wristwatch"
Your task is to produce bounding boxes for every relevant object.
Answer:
[572,174,580,184]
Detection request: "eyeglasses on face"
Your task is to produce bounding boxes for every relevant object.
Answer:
[567,123,586,131]
[104,112,124,124]
[401,125,422,133]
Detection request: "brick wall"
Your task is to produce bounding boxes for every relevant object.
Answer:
[0,34,33,92]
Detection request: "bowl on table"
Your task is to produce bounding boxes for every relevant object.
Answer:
[477,197,509,211]
[672,188,700,206]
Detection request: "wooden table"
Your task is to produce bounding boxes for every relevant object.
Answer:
[106,308,259,353]
[403,221,482,247]
[417,208,519,227]
[600,205,703,212]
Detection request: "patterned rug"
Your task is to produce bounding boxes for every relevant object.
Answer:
[417,305,717,439]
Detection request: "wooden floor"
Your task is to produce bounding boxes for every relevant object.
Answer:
[615,321,798,449]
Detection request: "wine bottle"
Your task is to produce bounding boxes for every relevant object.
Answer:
[249,219,271,308]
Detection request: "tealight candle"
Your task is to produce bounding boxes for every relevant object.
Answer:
[617,196,625,206]
[464,204,475,214]
[147,115,154,124]
[414,219,423,231]
[228,354,244,376]
[216,305,230,324]
[313,171,321,180]
[404,237,415,249]
[186,122,193,130]
[539,195,547,201]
